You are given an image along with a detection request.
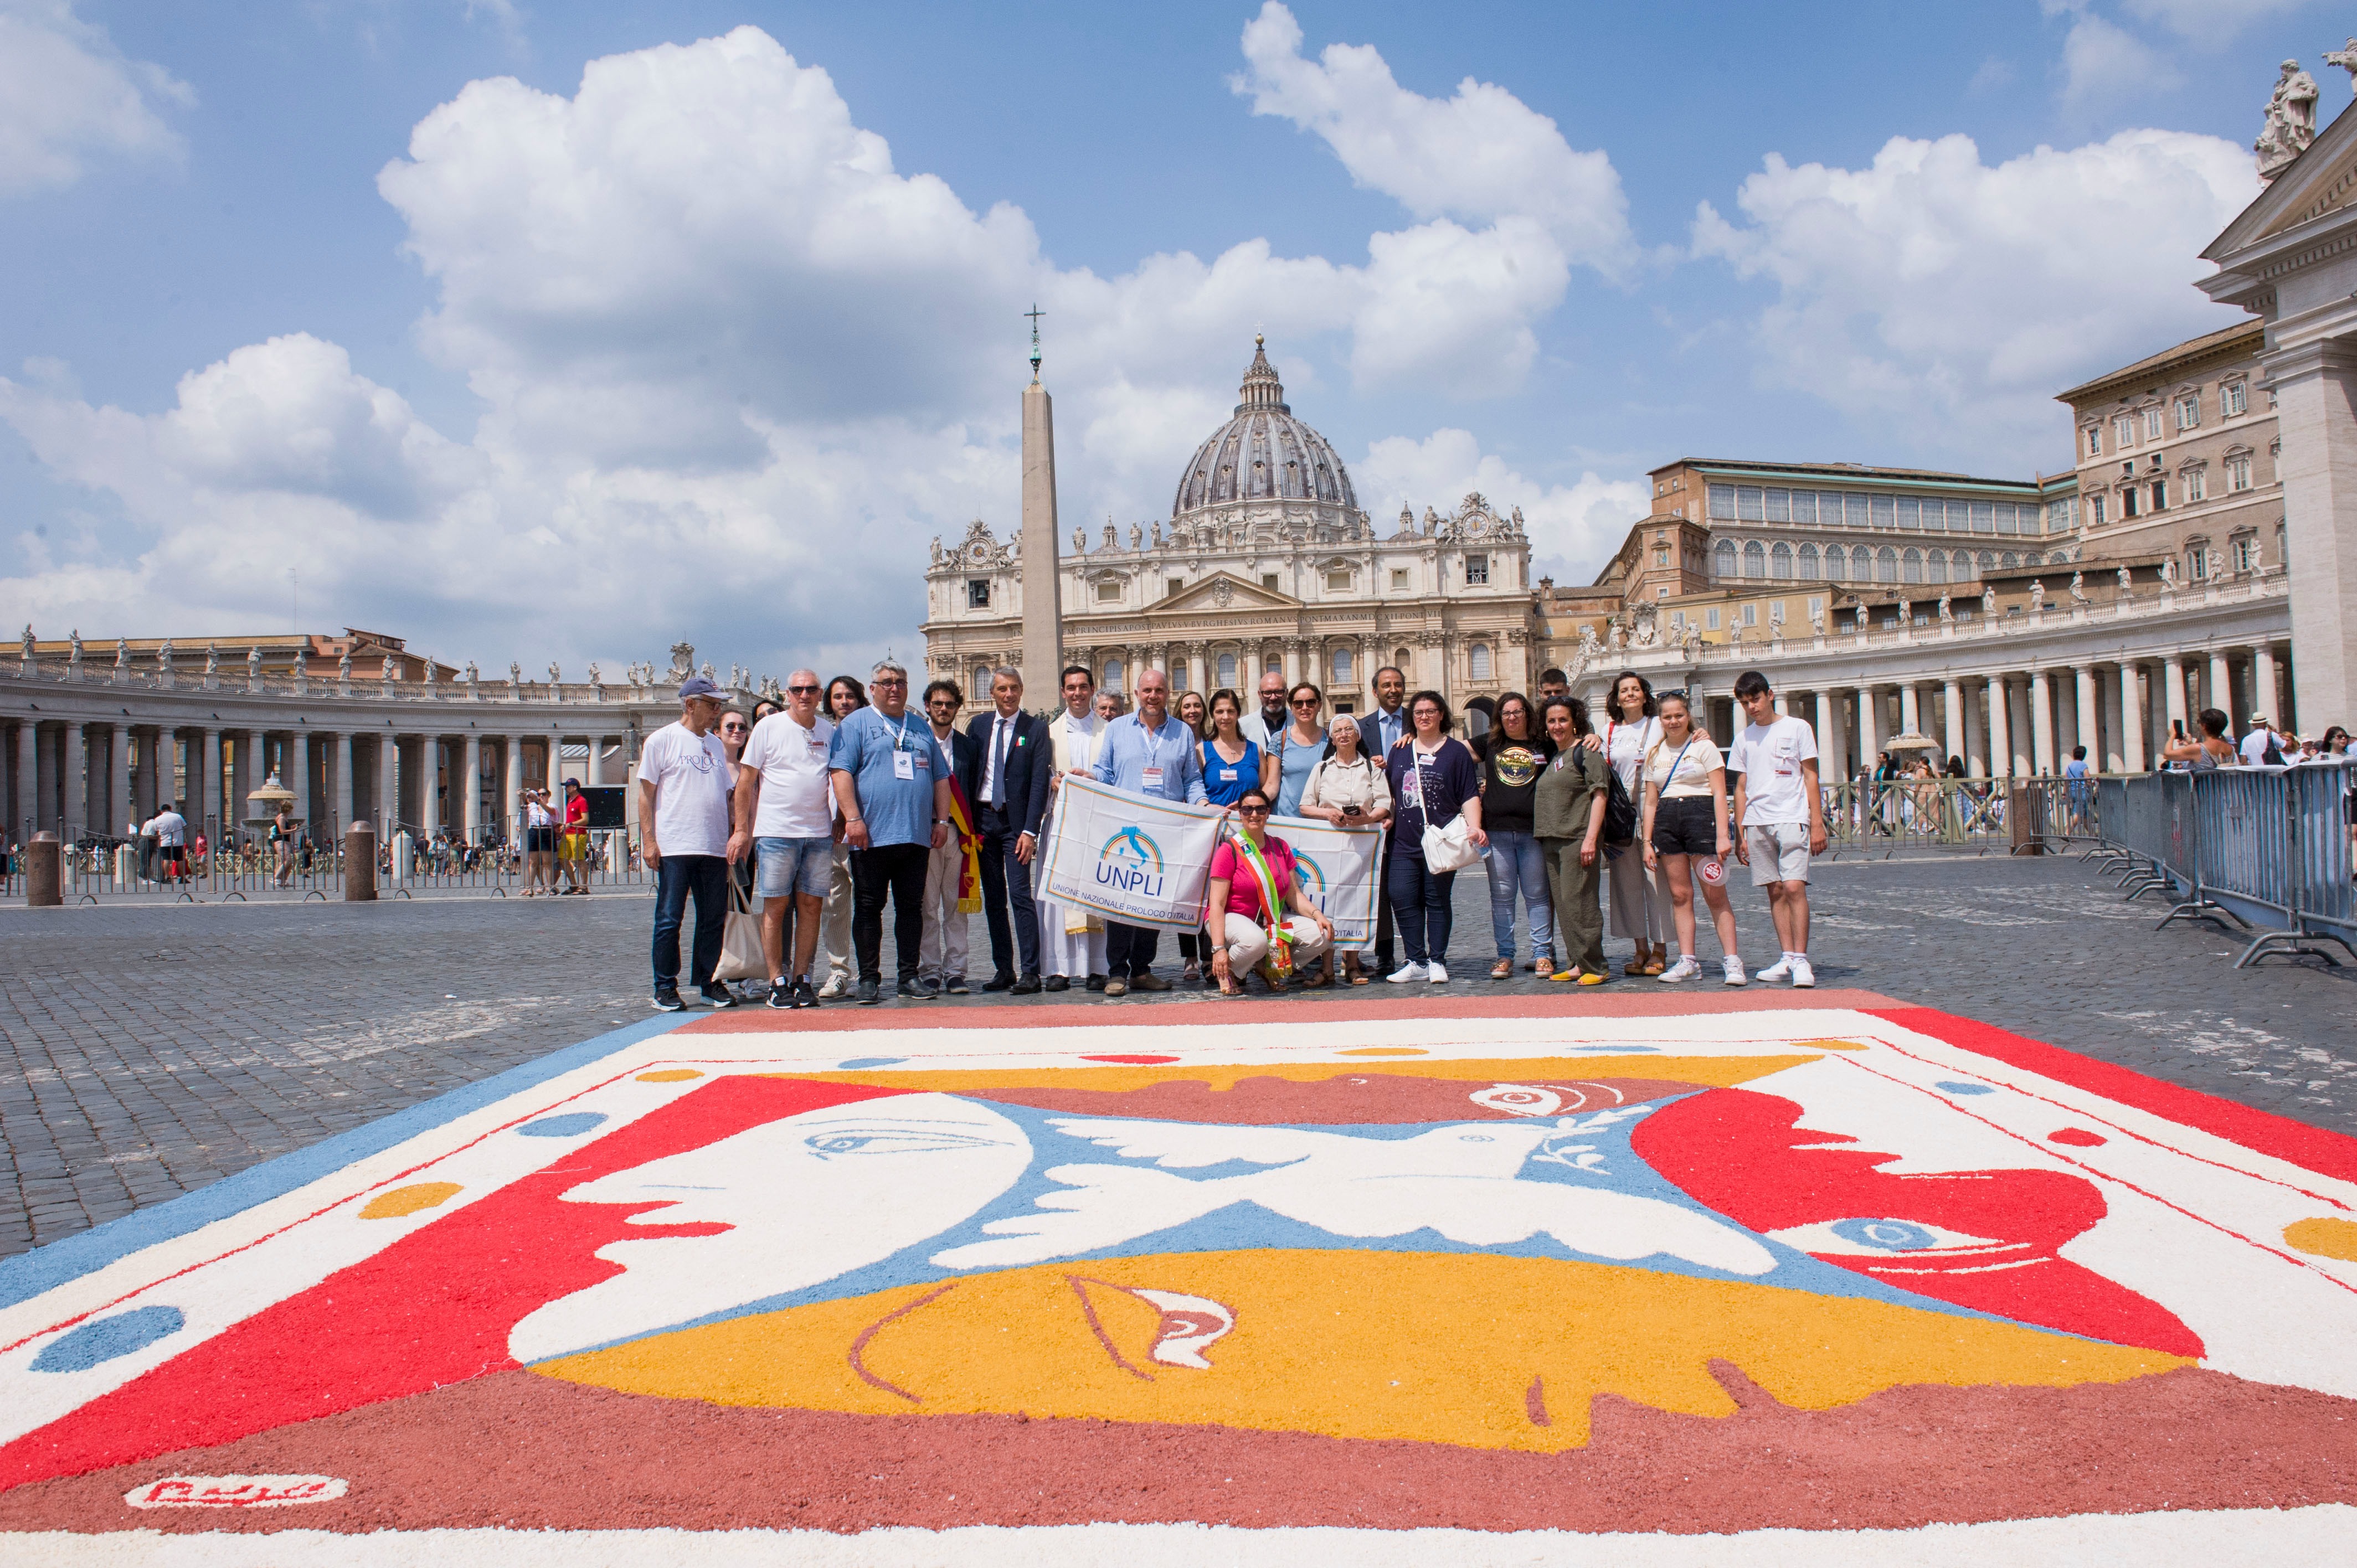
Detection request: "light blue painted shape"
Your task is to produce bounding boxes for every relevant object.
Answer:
[32,1306,186,1371]
[1829,1217,1939,1252]
[1936,1080,1996,1095]
[519,1112,608,1138]
[837,1057,908,1070]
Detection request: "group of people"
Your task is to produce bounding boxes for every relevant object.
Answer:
[517,782,594,895]
[634,658,1830,1010]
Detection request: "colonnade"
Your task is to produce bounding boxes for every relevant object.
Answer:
[1062,630,1507,712]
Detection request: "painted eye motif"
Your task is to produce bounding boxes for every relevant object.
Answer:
[1770,1216,2005,1256]
[803,1126,1009,1158]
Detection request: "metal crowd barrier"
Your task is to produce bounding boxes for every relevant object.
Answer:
[1817,777,2111,858]
[2094,762,2355,968]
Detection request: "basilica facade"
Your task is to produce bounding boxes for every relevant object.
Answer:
[921,339,1537,715]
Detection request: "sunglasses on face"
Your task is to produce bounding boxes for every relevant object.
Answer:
[786,684,820,695]
[1290,697,1318,708]
[1238,804,1270,816]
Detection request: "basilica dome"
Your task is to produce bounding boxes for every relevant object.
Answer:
[1170,337,1360,522]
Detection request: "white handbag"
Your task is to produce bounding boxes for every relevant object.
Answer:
[712,877,768,982]
[1407,749,1481,872]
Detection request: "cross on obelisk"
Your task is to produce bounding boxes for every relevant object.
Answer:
[1019,304,1062,697]
[1026,303,1045,383]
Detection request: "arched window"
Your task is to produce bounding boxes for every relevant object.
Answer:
[1713,540,1737,579]
[1771,541,1793,580]
[1216,652,1237,688]
[1902,548,1922,584]
[1820,543,1844,581]
[1927,549,1948,584]
[1393,646,1413,673]
[1331,647,1352,685]
[1977,551,1995,575]
[1469,643,1494,680]
[1103,658,1125,693]
[1743,540,1766,579]
[971,663,990,695]
[1797,543,1820,580]
[1170,658,1191,693]
[1876,546,1898,584]
[2000,552,2019,569]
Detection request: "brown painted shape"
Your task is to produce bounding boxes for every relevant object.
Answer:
[974,1075,1702,1126]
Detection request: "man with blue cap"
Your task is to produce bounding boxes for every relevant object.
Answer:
[639,673,740,1011]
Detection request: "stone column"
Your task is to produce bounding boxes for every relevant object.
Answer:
[1962,680,1987,777]
[1813,691,1835,772]
[2094,668,2121,772]
[2252,642,2280,726]
[2163,656,2189,735]
[1824,687,1849,778]
[462,735,482,841]
[2120,664,2147,773]
[292,733,314,838]
[503,734,524,844]
[423,739,442,840]
[586,735,607,786]
[1987,677,2012,780]
[110,723,131,839]
[2073,667,2099,770]
[330,731,352,834]
[64,723,86,841]
[1898,683,1919,740]
[1854,684,1880,771]
[2030,670,2056,775]
[1942,680,1964,768]
[378,733,399,835]
[2260,337,2357,730]
[13,721,34,837]
[2207,650,2234,726]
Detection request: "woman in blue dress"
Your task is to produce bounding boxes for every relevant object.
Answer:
[1200,689,1270,806]
[1270,682,1327,818]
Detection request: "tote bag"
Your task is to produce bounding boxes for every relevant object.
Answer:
[712,877,767,982]
[1405,749,1481,873]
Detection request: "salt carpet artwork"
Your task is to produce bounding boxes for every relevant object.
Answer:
[2,992,2354,1561]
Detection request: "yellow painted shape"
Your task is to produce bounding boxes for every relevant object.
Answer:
[1340,1047,1429,1057]
[1790,1038,1869,1052]
[759,1054,1819,1098]
[534,1250,2183,1454]
[358,1182,462,1220]
[635,1069,705,1082]
[2284,1216,2357,1261]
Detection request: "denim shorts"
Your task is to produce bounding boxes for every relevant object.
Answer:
[755,835,834,899]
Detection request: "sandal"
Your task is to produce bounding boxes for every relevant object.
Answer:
[1346,966,1370,986]
[1490,958,1514,980]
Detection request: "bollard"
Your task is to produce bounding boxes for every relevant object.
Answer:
[344,821,377,901]
[25,831,63,907]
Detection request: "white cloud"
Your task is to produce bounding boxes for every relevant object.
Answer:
[3,23,1601,674]
[1357,429,1648,586]
[0,0,192,197]
[1692,129,2258,462]
[2120,0,2312,45]
[1233,0,1633,278]
[2056,14,2180,119]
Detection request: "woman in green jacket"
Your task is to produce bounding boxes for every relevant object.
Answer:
[1533,695,1611,983]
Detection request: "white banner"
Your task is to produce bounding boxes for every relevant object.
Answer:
[1040,777,1388,943]
[1039,777,1229,931]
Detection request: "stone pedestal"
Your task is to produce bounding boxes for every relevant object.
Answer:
[344,822,377,901]
[25,831,61,906]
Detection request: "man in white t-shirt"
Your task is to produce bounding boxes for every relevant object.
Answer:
[1728,670,1826,989]
[640,674,739,1012]
[143,802,187,882]
[2239,715,2281,767]
[728,668,836,1010]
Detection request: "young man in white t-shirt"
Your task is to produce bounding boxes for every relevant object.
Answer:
[728,668,836,1010]
[640,674,739,1012]
[1728,670,1826,988]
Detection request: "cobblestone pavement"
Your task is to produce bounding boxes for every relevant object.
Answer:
[4,854,2353,1258]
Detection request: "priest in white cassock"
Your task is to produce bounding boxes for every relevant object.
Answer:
[1038,664,1110,990]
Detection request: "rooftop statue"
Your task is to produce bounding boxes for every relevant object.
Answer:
[2256,59,2320,180]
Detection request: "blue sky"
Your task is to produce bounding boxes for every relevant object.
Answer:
[0,0,2342,678]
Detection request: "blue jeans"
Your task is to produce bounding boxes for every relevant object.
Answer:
[1483,829,1554,962]
[1387,852,1457,968]
[754,835,833,899]
[651,853,728,994]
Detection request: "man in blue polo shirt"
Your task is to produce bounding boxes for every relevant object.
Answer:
[1087,666,1206,997]
[828,659,953,1005]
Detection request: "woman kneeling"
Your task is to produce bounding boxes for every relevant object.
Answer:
[1207,788,1335,996]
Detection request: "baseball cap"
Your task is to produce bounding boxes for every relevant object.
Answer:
[678,674,726,701]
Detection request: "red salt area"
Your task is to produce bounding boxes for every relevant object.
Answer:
[2049,1128,2108,1147]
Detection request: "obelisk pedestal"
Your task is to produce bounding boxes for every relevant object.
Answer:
[1019,379,1063,702]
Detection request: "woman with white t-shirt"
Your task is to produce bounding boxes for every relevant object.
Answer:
[1638,692,1745,986]
[1596,671,1669,975]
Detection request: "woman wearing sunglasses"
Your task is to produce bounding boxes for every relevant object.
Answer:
[1270,683,1327,819]
[1639,692,1746,985]
[812,677,868,998]
[1205,787,1334,997]
[1196,688,1272,984]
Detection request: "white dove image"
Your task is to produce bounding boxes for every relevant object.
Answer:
[930,1116,1775,1276]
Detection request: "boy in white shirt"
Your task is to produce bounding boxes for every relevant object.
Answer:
[1728,670,1826,988]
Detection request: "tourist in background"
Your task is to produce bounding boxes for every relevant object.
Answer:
[2163,709,2237,771]
[1095,689,1120,725]
[1296,710,1391,984]
[814,675,867,996]
[1272,683,1326,818]
[728,669,835,1010]
[1475,692,1555,981]
[1383,690,1483,984]
[521,787,557,896]
[1240,668,1290,748]
[2241,714,2285,767]
[559,778,591,895]
[1040,666,1110,991]
[1639,692,1744,987]
[1730,669,1824,989]
[269,803,296,887]
[1089,667,1206,996]
[966,668,1049,996]
[828,661,953,1005]
[1534,695,1609,984]
[1176,690,1207,739]
[1595,672,1668,976]
[1205,787,1334,997]
[640,674,738,1012]
[1536,668,1569,704]
[915,678,979,996]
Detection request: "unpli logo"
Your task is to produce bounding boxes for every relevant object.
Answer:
[1291,850,1327,899]
[126,1474,348,1509]
[1095,826,1166,896]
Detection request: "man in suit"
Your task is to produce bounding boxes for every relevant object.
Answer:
[966,666,1052,993]
[916,678,982,995]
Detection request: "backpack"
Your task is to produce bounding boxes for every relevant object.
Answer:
[1601,750,1638,844]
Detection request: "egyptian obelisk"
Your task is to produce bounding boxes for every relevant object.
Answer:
[1018,306,1063,701]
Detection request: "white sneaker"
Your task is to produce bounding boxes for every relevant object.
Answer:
[1790,956,1815,989]
[1755,957,1793,984]
[816,974,848,999]
[1427,961,1449,983]
[1387,962,1428,983]
[1722,956,1748,986]
[1658,956,1701,983]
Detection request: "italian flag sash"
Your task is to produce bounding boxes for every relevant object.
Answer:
[944,777,982,915]
[1228,828,1294,980]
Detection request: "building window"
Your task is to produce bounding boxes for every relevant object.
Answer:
[2175,393,2200,430]
[1736,486,1764,521]
[2182,467,2205,503]
[1870,494,1896,529]
[1922,498,1949,532]
[2228,455,2252,491]
[2122,487,2139,519]
[1708,483,1737,519]
[1324,568,1351,592]
[1823,545,1845,582]
[1464,554,1489,585]
[1993,502,2018,535]
[1331,647,1353,684]
[1771,541,1793,580]
[2187,543,2209,581]
[1217,653,1237,687]
[1469,643,1493,680]
[1260,572,1280,592]
[1742,540,1766,579]
[2150,479,2167,512]
[1095,579,1122,602]
[2001,551,2020,569]
[2086,425,2103,456]
[1797,543,1820,580]
[1764,488,1791,522]
[1927,549,1948,584]
[1393,647,1412,672]
[1902,547,1922,584]
[2114,414,2134,448]
[2091,493,2107,525]
[2224,381,2247,416]
[2232,534,2258,572]
[1969,501,1994,533]
[1103,658,1125,692]
[2143,407,2164,441]
[1876,546,1898,584]
[1390,568,1411,591]
[1713,540,1737,579]
[1706,607,1721,631]
[1669,610,1685,630]
[966,579,991,608]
